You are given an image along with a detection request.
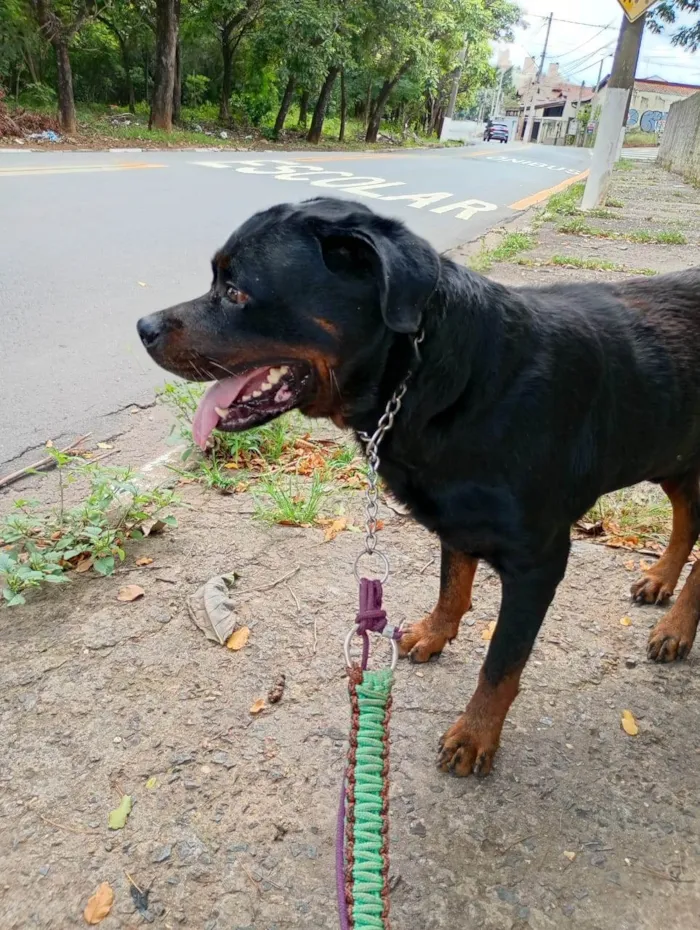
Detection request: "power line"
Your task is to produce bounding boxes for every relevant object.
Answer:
[545,21,617,60]
[526,12,618,29]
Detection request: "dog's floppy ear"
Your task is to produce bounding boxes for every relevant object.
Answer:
[310,206,440,334]
[350,223,440,333]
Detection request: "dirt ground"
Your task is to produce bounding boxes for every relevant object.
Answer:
[3,159,700,930]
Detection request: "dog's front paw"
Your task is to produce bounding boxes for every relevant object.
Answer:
[631,570,675,605]
[437,713,499,777]
[399,617,453,663]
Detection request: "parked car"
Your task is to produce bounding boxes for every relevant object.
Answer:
[484,122,509,143]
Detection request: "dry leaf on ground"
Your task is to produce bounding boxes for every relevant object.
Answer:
[322,516,348,542]
[84,882,114,924]
[108,794,133,829]
[624,560,636,571]
[482,620,497,642]
[75,557,93,574]
[563,851,577,862]
[117,585,145,602]
[96,442,113,450]
[620,616,633,627]
[135,557,154,566]
[621,709,639,736]
[250,698,266,715]
[226,626,250,651]
[640,559,652,572]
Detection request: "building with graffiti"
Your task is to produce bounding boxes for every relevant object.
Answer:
[594,77,700,136]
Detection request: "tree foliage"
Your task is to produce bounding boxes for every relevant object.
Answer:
[1,0,522,141]
[650,1,700,51]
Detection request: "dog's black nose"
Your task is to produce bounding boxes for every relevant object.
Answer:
[137,314,163,349]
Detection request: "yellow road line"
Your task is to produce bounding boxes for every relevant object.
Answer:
[509,169,589,211]
[0,162,166,177]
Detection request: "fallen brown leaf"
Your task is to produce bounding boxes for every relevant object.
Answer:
[639,559,652,572]
[323,516,348,542]
[75,557,93,574]
[250,698,266,715]
[117,584,145,602]
[84,882,114,924]
[97,442,113,450]
[135,557,154,566]
[226,626,250,651]
[563,850,577,862]
[621,709,639,736]
[620,616,633,627]
[482,620,497,642]
[624,560,636,571]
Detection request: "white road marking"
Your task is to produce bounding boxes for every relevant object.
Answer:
[191,159,498,222]
[485,155,581,175]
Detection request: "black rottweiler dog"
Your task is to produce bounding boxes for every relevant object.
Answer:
[138,197,700,777]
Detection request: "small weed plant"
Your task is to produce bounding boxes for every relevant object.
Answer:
[0,453,177,606]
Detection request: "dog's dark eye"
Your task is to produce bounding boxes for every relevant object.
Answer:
[226,285,249,305]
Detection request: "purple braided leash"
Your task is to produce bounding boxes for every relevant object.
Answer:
[336,579,402,928]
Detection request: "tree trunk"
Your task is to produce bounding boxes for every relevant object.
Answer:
[151,0,179,131]
[53,39,77,134]
[365,59,412,143]
[274,74,296,136]
[172,41,181,124]
[298,89,309,129]
[338,68,346,143]
[219,23,233,122]
[307,65,339,144]
[364,80,372,129]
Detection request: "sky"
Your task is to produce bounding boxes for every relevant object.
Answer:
[500,0,700,88]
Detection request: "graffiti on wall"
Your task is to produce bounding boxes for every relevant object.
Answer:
[627,108,668,132]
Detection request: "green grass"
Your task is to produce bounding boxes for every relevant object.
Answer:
[544,255,657,275]
[605,197,624,209]
[557,219,688,245]
[624,131,660,148]
[469,232,535,272]
[586,487,672,543]
[254,473,328,525]
[542,182,585,218]
[615,158,636,172]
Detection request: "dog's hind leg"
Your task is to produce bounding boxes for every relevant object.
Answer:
[399,545,477,663]
[437,534,569,777]
[648,561,700,662]
[631,473,700,605]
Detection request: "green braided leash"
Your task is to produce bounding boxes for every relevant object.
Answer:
[352,669,393,928]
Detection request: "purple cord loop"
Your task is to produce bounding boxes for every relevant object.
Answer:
[354,578,401,671]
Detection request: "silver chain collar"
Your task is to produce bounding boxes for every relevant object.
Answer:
[354,329,425,582]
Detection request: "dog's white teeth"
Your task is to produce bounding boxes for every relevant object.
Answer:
[241,394,252,402]
[252,390,262,398]
[267,368,283,385]
[215,406,229,418]
[261,381,272,391]
[280,365,289,375]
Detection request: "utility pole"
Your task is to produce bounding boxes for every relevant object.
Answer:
[575,81,586,146]
[494,66,505,117]
[523,11,553,143]
[581,12,647,210]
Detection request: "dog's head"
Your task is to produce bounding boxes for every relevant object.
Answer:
[137,197,440,448]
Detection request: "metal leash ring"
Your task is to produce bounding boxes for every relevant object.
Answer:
[353,549,389,584]
[343,625,399,671]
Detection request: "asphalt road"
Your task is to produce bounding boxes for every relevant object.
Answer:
[0,142,590,466]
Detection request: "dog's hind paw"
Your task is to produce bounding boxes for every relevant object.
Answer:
[398,618,452,663]
[648,613,697,662]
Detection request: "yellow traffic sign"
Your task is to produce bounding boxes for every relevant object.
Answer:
[616,0,659,22]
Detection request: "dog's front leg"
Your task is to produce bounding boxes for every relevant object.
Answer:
[438,538,570,777]
[399,545,478,663]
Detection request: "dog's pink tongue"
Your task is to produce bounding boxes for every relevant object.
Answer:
[192,376,248,450]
